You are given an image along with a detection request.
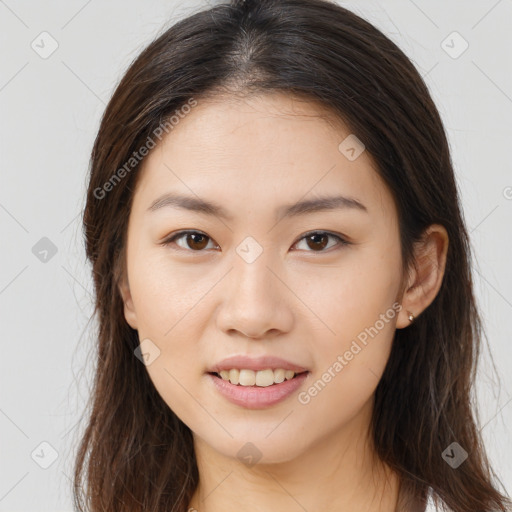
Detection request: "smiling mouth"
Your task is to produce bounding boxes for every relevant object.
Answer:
[208,371,309,388]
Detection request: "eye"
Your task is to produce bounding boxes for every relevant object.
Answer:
[292,230,350,252]
[161,229,351,253]
[162,230,218,252]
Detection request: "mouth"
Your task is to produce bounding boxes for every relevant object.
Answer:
[207,369,310,409]
[207,370,310,388]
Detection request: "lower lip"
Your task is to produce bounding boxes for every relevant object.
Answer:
[207,372,309,409]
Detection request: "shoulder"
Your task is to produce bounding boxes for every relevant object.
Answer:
[424,500,437,512]
[423,488,438,512]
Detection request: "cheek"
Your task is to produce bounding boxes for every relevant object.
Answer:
[128,247,206,332]
[299,281,399,426]
[128,267,208,428]
[303,246,401,398]
[309,246,401,340]
[127,248,216,408]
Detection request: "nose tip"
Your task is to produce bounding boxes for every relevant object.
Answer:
[216,253,295,339]
[238,328,278,339]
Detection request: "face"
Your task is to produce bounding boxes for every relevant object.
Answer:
[119,92,406,464]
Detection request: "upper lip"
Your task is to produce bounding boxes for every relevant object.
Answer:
[207,355,309,374]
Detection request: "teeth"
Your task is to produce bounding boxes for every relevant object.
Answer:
[217,368,299,386]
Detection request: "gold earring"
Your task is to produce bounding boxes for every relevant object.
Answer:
[407,311,415,323]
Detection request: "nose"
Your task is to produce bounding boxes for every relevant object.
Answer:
[215,251,294,339]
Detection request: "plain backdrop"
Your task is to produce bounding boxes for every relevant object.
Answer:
[0,0,511,510]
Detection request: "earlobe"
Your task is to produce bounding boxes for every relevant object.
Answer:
[118,274,138,330]
[396,224,449,329]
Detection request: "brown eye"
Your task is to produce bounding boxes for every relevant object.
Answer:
[184,233,210,250]
[305,233,329,251]
[162,231,216,251]
[293,231,349,252]
[162,230,349,254]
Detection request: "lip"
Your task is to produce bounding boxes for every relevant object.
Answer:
[207,371,309,409]
[207,355,309,373]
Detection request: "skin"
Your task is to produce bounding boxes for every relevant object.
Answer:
[119,92,448,512]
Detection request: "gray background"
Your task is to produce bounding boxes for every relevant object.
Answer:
[1,0,511,510]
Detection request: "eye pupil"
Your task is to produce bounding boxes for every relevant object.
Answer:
[188,233,208,250]
[307,233,328,251]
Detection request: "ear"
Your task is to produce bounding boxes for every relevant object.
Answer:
[396,224,449,329]
[118,270,138,330]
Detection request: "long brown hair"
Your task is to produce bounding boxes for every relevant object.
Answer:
[75,0,511,510]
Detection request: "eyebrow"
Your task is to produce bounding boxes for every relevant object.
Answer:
[147,192,368,221]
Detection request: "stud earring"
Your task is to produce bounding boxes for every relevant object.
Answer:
[407,311,415,323]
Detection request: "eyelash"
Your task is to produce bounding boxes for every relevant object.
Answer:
[160,229,351,254]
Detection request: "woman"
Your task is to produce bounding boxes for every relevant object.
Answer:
[74,0,511,510]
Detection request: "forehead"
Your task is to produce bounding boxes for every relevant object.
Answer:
[132,92,395,221]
